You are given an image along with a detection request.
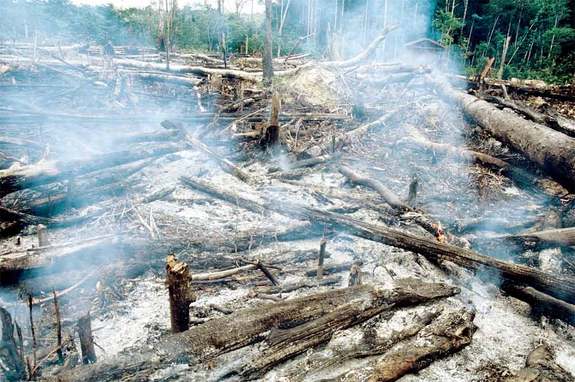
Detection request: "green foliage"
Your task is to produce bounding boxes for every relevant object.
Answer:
[0,0,573,84]
[434,0,575,83]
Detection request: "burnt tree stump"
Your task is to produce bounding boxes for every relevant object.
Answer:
[78,312,97,364]
[166,255,196,333]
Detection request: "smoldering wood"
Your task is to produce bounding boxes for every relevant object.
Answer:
[339,166,409,210]
[36,224,49,246]
[255,260,279,286]
[504,344,573,382]
[179,176,575,304]
[366,310,476,382]
[503,284,575,325]
[161,120,250,182]
[5,180,133,217]
[0,235,123,281]
[434,79,575,192]
[77,312,96,364]
[0,307,26,381]
[338,166,447,241]
[306,262,354,277]
[239,278,459,378]
[348,263,363,286]
[254,276,341,294]
[261,93,281,147]
[49,281,458,382]
[317,238,327,279]
[52,290,64,364]
[0,143,185,197]
[508,227,575,248]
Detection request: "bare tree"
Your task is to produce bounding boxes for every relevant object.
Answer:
[263,0,274,86]
[235,0,248,15]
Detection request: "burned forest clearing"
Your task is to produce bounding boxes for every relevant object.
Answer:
[1,9,575,382]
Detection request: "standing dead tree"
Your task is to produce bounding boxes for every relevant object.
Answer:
[263,0,274,86]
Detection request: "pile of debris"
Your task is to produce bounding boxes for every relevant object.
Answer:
[0,32,574,382]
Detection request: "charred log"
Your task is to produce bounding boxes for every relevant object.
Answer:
[434,80,575,192]
[179,176,575,304]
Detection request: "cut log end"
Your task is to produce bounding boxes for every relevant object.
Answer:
[166,254,196,333]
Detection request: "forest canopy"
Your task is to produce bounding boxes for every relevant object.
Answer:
[0,0,573,83]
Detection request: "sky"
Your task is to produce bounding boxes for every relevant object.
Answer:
[71,0,264,12]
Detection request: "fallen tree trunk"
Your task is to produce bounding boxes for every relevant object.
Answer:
[481,95,575,138]
[3,158,153,216]
[0,235,122,280]
[504,344,573,382]
[367,309,476,382]
[503,284,575,325]
[339,165,409,210]
[509,227,575,248]
[51,281,455,381]
[434,79,575,192]
[0,143,184,197]
[240,278,459,378]
[179,176,575,304]
[110,57,262,82]
[305,107,402,157]
[161,120,250,182]
[126,71,202,87]
[285,309,442,381]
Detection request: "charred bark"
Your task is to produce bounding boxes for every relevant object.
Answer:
[179,176,575,304]
[166,255,196,333]
[367,310,476,382]
[50,282,455,382]
[239,278,458,378]
[505,344,573,382]
[0,143,184,197]
[434,80,575,192]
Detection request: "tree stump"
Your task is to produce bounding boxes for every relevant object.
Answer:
[78,312,97,364]
[166,255,196,333]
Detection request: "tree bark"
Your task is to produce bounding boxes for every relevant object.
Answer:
[434,80,575,192]
[0,143,184,197]
[504,344,573,382]
[263,0,274,86]
[367,310,476,382]
[50,282,454,382]
[78,312,97,364]
[179,176,575,304]
[240,278,459,378]
[166,255,196,333]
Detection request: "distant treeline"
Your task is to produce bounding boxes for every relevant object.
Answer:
[0,0,573,83]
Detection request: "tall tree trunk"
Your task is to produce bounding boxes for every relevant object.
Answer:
[497,34,511,79]
[263,0,274,86]
[547,15,559,60]
[460,0,468,37]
